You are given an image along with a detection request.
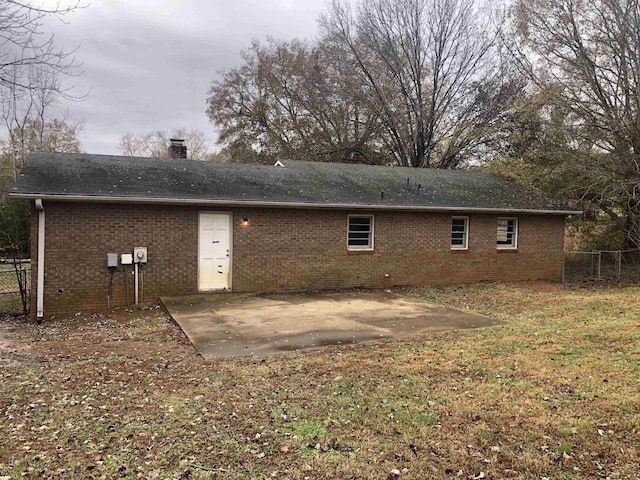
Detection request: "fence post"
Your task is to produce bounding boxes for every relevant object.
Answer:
[617,251,622,281]
[597,251,602,281]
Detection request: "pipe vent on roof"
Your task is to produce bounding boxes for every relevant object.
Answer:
[169,138,187,159]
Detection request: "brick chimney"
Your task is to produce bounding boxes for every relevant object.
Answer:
[168,138,187,159]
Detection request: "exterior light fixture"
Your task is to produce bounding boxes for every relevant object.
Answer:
[242,218,249,226]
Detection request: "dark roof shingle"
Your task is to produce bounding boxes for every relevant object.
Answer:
[10,151,578,214]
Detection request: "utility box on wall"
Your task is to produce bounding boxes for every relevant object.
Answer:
[134,247,147,263]
[106,253,118,268]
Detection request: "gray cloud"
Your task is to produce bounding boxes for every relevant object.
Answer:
[46,0,331,154]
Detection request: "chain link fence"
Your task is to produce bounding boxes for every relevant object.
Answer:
[564,249,640,282]
[0,262,30,313]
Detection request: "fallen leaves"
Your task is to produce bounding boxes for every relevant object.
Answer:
[1,287,640,479]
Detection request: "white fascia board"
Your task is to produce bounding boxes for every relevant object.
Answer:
[9,193,583,216]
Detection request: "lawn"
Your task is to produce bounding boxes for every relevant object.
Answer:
[0,283,638,479]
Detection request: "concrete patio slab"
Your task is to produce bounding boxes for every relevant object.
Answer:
[160,291,502,360]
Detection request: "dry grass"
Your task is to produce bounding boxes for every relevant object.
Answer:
[0,283,638,479]
[0,294,22,313]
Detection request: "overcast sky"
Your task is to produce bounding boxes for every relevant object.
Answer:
[46,0,333,155]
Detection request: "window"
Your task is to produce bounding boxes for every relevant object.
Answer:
[451,217,469,249]
[497,218,518,248]
[348,215,374,250]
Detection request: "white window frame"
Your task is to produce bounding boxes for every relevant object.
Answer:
[497,217,518,249]
[347,214,374,251]
[451,216,469,250]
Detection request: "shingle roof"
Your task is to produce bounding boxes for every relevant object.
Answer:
[10,151,579,214]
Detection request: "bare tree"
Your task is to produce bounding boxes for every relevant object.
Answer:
[118,129,211,160]
[320,0,508,168]
[1,67,62,189]
[0,0,83,95]
[0,116,81,185]
[504,0,640,248]
[207,38,387,164]
[0,113,81,317]
[0,1,84,316]
[0,0,85,192]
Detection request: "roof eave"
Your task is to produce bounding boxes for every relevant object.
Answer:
[9,193,582,216]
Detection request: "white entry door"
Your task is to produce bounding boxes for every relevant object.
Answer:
[198,213,232,291]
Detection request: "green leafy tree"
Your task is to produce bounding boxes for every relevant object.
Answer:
[0,198,30,314]
[0,198,29,256]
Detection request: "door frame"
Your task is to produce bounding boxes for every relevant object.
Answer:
[197,211,233,292]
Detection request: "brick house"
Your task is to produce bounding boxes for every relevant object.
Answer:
[11,151,579,321]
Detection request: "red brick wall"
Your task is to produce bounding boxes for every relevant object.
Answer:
[232,208,564,291]
[30,202,565,317]
[31,202,198,317]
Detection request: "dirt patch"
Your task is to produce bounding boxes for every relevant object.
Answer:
[0,313,33,367]
[0,304,194,369]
